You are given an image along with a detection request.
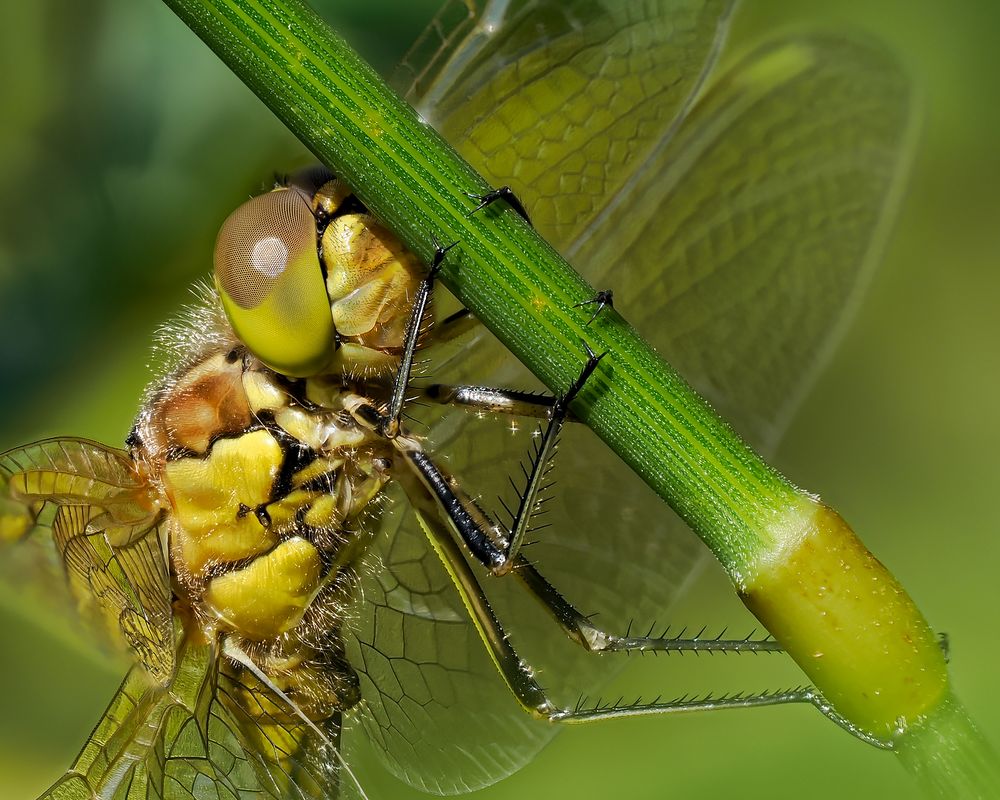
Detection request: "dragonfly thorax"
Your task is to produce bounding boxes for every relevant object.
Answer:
[128,330,395,732]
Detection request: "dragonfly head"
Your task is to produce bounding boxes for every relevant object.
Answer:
[213,168,421,379]
[214,183,334,378]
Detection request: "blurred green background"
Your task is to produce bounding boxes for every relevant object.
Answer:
[0,1,997,798]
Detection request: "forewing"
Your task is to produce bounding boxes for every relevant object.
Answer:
[400,0,735,253]
[354,4,738,786]
[572,33,915,448]
[391,0,482,100]
[0,438,154,545]
[0,438,174,682]
[395,0,743,652]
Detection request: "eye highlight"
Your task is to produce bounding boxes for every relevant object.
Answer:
[213,189,335,377]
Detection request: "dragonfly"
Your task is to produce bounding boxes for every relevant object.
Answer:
[0,0,912,798]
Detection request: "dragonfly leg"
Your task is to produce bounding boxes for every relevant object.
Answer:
[466,186,532,225]
[424,307,482,345]
[406,346,604,575]
[397,472,881,739]
[419,383,559,420]
[491,344,604,572]
[573,289,614,325]
[380,239,458,439]
[397,419,782,654]
[513,556,781,654]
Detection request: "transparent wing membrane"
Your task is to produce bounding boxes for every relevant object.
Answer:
[37,642,345,800]
[346,484,551,794]
[345,400,740,793]
[0,439,173,681]
[391,0,481,103]
[0,438,155,545]
[53,505,174,685]
[407,0,735,255]
[573,33,914,449]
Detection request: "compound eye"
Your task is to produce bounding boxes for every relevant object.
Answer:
[214,189,334,377]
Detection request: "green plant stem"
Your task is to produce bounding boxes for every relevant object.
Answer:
[897,693,1000,799]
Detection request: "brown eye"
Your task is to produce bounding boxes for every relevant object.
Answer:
[213,189,335,377]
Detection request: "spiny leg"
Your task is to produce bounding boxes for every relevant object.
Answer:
[398,472,881,741]
[466,186,532,225]
[392,328,892,749]
[574,289,614,326]
[513,557,782,655]
[416,352,773,655]
[409,345,604,575]
[400,384,783,656]
[420,288,617,414]
[403,447,508,573]
[496,344,604,574]
[419,373,594,423]
[380,239,457,439]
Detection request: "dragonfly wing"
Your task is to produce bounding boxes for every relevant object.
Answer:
[0,438,175,683]
[346,482,550,795]
[54,505,174,685]
[401,0,735,254]
[393,0,742,640]
[0,438,155,544]
[390,0,481,99]
[37,663,163,800]
[571,33,915,449]
[399,0,739,708]
[37,642,348,800]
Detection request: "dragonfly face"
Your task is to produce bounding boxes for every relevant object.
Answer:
[0,1,914,798]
